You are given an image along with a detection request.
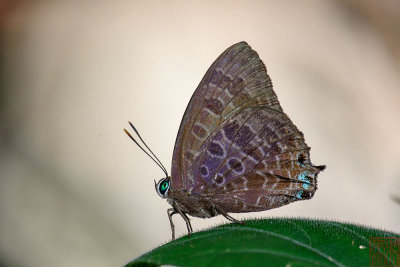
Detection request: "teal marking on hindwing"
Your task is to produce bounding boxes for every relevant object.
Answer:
[298,171,311,189]
[296,190,304,199]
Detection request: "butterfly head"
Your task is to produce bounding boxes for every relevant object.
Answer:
[155,177,170,198]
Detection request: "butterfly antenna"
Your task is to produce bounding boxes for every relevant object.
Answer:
[127,122,169,175]
[124,122,169,177]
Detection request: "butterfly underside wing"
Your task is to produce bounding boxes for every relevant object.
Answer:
[165,41,324,238]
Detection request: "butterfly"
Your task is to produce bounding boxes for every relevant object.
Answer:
[125,41,325,240]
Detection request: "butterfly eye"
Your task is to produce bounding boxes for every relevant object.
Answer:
[156,178,170,198]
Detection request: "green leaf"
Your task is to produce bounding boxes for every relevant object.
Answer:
[126,218,400,267]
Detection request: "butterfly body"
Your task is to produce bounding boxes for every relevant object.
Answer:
[127,41,325,239]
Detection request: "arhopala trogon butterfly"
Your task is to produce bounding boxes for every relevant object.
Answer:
[125,42,325,240]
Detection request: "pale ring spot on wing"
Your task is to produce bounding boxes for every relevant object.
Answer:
[192,122,209,141]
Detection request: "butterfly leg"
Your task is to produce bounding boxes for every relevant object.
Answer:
[168,207,193,239]
[215,206,245,225]
[167,208,177,240]
[175,207,193,237]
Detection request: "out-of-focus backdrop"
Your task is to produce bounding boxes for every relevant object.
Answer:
[1,1,399,266]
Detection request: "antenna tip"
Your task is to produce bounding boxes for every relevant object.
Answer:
[124,128,134,139]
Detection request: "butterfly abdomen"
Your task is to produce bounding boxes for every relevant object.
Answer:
[168,190,220,218]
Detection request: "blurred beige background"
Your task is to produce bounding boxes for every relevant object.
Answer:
[1,1,400,266]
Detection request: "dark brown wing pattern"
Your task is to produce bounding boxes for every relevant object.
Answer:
[171,41,324,214]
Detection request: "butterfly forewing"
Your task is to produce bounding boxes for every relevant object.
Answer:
[171,42,283,192]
